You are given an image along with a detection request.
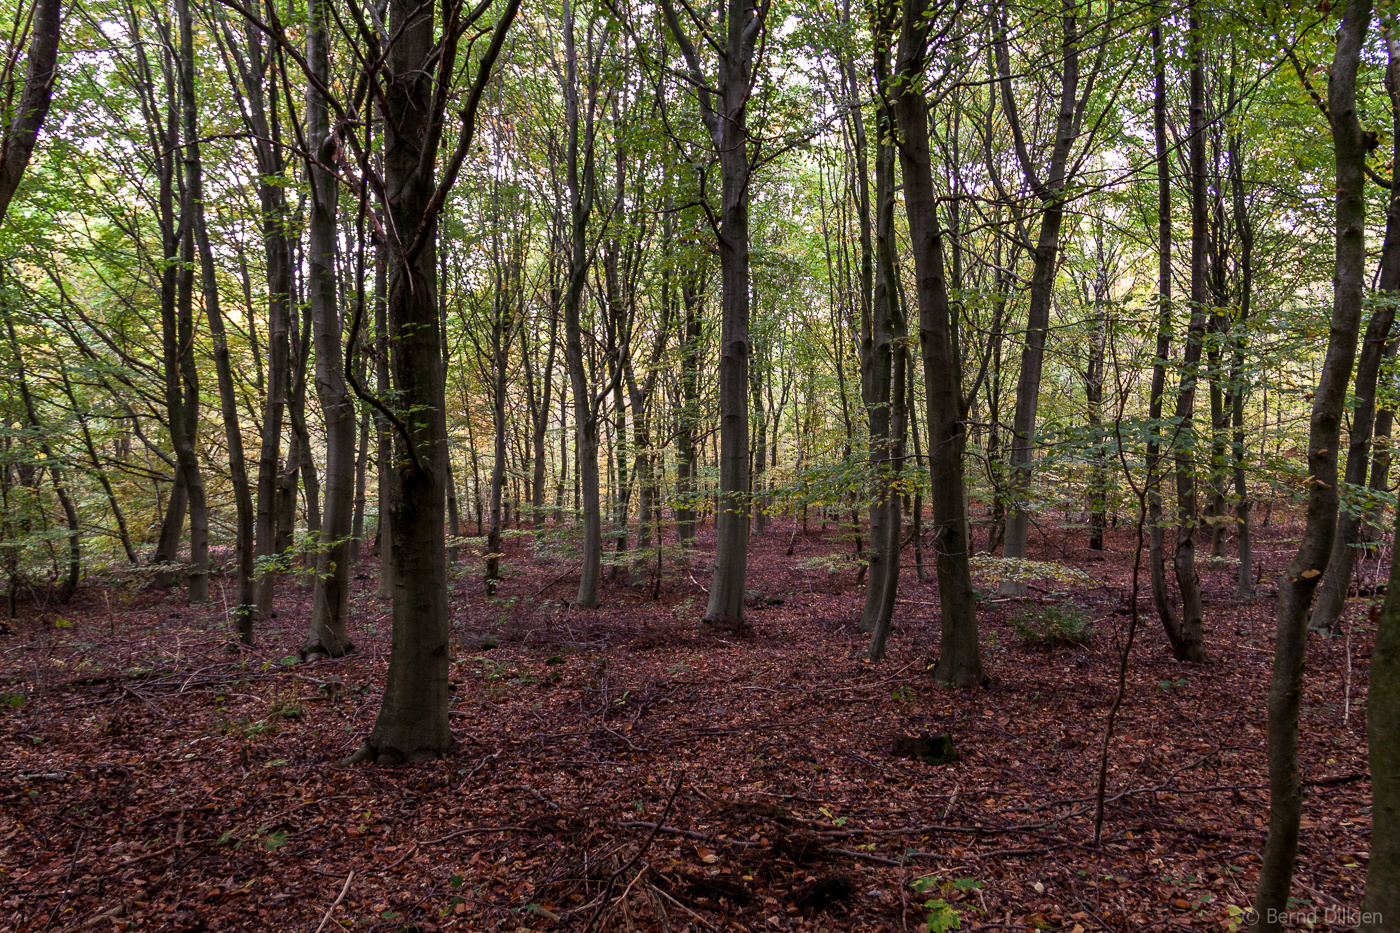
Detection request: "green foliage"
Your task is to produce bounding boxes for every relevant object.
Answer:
[794,553,865,576]
[911,876,981,932]
[1010,603,1094,646]
[968,555,1092,589]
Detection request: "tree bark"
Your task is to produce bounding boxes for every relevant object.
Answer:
[176,0,253,637]
[1360,507,1400,928]
[1250,0,1373,925]
[1167,4,1208,662]
[302,0,355,659]
[892,0,983,686]
[658,0,766,632]
[1310,32,1400,633]
[0,0,62,225]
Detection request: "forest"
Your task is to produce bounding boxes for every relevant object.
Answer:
[0,0,1397,928]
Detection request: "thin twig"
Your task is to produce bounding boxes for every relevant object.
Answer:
[313,870,353,933]
[583,776,684,933]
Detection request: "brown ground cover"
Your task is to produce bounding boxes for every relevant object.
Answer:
[0,515,1375,932]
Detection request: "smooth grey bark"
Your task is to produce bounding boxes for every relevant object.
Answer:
[862,25,905,656]
[351,0,521,763]
[658,0,768,631]
[892,0,983,686]
[302,0,354,659]
[1250,0,1373,925]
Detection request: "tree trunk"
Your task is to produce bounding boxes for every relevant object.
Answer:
[0,0,61,225]
[861,43,904,655]
[357,0,453,762]
[1167,5,1208,663]
[176,0,253,637]
[1311,35,1400,632]
[4,313,79,602]
[1146,15,1181,649]
[676,282,703,547]
[1360,506,1400,927]
[658,0,764,631]
[995,0,1087,589]
[1251,0,1372,924]
[892,0,982,686]
[302,0,355,659]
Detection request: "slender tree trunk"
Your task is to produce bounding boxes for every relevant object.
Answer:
[4,313,79,602]
[995,0,1086,589]
[161,40,209,604]
[1146,15,1181,647]
[1168,4,1208,662]
[302,0,355,659]
[892,0,982,685]
[1311,33,1400,632]
[861,47,904,654]
[60,366,137,563]
[176,0,253,637]
[676,283,702,547]
[1360,499,1400,928]
[1251,1,1373,924]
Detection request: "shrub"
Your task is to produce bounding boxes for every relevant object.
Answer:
[1010,602,1093,646]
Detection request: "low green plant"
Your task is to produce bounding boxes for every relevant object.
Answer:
[912,876,982,932]
[1010,602,1094,646]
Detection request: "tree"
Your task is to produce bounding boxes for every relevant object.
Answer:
[1251,0,1373,924]
[0,0,61,226]
[301,0,355,658]
[891,0,984,686]
[657,0,771,631]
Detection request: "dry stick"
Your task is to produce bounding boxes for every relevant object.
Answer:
[1093,330,1174,847]
[314,870,353,933]
[41,831,85,931]
[582,776,684,933]
[1092,506,1144,846]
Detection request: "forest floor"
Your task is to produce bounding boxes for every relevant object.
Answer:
[0,513,1378,933]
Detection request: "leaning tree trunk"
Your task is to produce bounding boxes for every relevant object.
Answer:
[0,0,61,226]
[1310,34,1400,633]
[4,312,79,602]
[892,0,983,686]
[1251,0,1373,926]
[302,0,355,659]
